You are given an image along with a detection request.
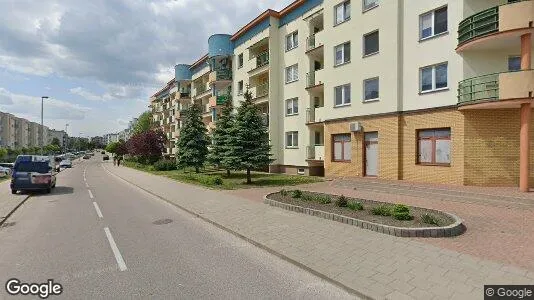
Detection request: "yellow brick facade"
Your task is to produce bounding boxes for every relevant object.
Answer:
[323,107,533,187]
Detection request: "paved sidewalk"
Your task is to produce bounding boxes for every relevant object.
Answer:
[106,165,534,300]
[0,180,30,226]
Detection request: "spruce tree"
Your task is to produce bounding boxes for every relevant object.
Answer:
[233,89,272,184]
[176,104,209,173]
[208,99,238,175]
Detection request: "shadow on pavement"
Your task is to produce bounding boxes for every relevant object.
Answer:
[20,186,74,196]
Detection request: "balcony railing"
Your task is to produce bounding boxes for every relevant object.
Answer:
[214,68,232,81]
[306,146,315,159]
[458,6,499,45]
[255,51,269,69]
[458,73,499,104]
[306,35,316,51]
[306,108,315,123]
[254,82,269,99]
[216,94,231,105]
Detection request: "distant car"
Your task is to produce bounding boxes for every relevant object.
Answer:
[59,159,72,168]
[11,155,57,194]
[103,155,110,161]
[0,166,11,177]
[101,151,105,154]
[0,162,14,172]
[83,155,90,159]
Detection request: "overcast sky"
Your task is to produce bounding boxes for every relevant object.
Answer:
[0,0,293,137]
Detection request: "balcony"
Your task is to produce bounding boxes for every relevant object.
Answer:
[306,31,324,55]
[248,51,269,77]
[458,70,534,108]
[457,0,534,51]
[306,145,325,161]
[208,69,232,84]
[251,82,269,100]
[194,83,211,99]
[306,69,324,89]
[306,107,326,124]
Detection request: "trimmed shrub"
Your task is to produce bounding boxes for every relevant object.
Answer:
[301,194,314,201]
[421,213,440,226]
[280,189,288,197]
[392,204,414,221]
[317,195,332,204]
[291,190,303,198]
[347,201,364,211]
[335,195,348,207]
[371,205,392,216]
[153,159,177,171]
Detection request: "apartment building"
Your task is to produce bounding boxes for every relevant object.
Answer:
[48,129,68,148]
[14,117,30,149]
[0,112,16,148]
[150,79,178,155]
[28,122,40,148]
[152,0,534,190]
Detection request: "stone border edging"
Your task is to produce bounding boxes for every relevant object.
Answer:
[0,194,31,227]
[264,193,466,238]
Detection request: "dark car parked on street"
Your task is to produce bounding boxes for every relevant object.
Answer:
[11,155,57,194]
[103,154,110,161]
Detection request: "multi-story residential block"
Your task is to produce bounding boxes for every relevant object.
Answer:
[28,122,40,148]
[150,79,178,155]
[0,111,16,148]
[48,129,68,148]
[103,133,119,145]
[90,136,105,146]
[151,0,534,191]
[14,117,30,149]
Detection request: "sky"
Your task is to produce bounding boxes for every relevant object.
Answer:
[0,0,293,137]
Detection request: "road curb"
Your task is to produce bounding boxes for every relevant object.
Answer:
[0,194,31,227]
[102,165,374,300]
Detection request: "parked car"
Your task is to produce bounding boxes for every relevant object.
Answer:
[0,162,14,173]
[11,155,57,194]
[101,151,105,154]
[59,159,72,168]
[0,166,11,177]
[82,155,91,159]
[103,155,110,161]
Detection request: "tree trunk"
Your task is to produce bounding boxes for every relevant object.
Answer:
[195,166,200,173]
[246,168,251,184]
[226,169,230,176]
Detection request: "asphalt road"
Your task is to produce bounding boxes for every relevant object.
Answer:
[0,155,356,299]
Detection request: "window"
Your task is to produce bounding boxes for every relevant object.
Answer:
[314,131,323,145]
[286,131,298,148]
[420,62,448,92]
[237,81,243,95]
[334,84,351,106]
[363,78,379,101]
[332,134,351,161]
[417,128,451,165]
[286,98,298,116]
[286,31,298,51]
[237,54,243,69]
[335,1,351,25]
[420,6,448,40]
[363,0,378,11]
[285,64,299,83]
[363,30,379,56]
[508,56,521,71]
[334,42,351,66]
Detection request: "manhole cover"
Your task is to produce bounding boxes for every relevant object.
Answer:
[152,219,173,225]
[1,222,16,228]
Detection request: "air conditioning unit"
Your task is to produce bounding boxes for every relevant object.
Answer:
[349,122,362,132]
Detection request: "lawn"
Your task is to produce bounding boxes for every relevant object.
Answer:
[0,177,9,183]
[123,161,323,190]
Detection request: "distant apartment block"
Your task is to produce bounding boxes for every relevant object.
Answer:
[48,129,68,148]
[0,111,50,149]
[150,0,534,191]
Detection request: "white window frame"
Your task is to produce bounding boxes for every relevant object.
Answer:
[334,42,351,66]
[363,77,379,102]
[363,30,379,57]
[286,31,298,51]
[419,62,448,93]
[334,1,351,25]
[285,64,299,83]
[362,0,378,12]
[419,6,448,41]
[334,84,351,107]
[286,131,299,148]
[286,98,299,116]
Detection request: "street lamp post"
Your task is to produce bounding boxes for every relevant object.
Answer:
[41,96,49,155]
[64,123,69,153]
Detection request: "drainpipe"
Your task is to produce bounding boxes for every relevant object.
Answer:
[519,33,531,192]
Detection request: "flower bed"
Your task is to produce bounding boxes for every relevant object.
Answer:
[265,190,465,238]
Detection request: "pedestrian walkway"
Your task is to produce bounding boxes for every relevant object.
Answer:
[105,165,534,300]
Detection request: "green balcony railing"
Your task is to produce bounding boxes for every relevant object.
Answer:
[215,68,232,81]
[458,73,499,104]
[254,82,269,99]
[216,94,231,105]
[458,6,499,45]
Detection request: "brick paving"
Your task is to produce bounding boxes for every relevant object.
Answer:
[108,165,534,300]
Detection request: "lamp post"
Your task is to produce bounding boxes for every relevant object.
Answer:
[64,123,69,153]
[41,96,49,155]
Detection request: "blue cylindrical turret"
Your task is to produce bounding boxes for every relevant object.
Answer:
[208,34,233,58]
[175,64,191,81]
